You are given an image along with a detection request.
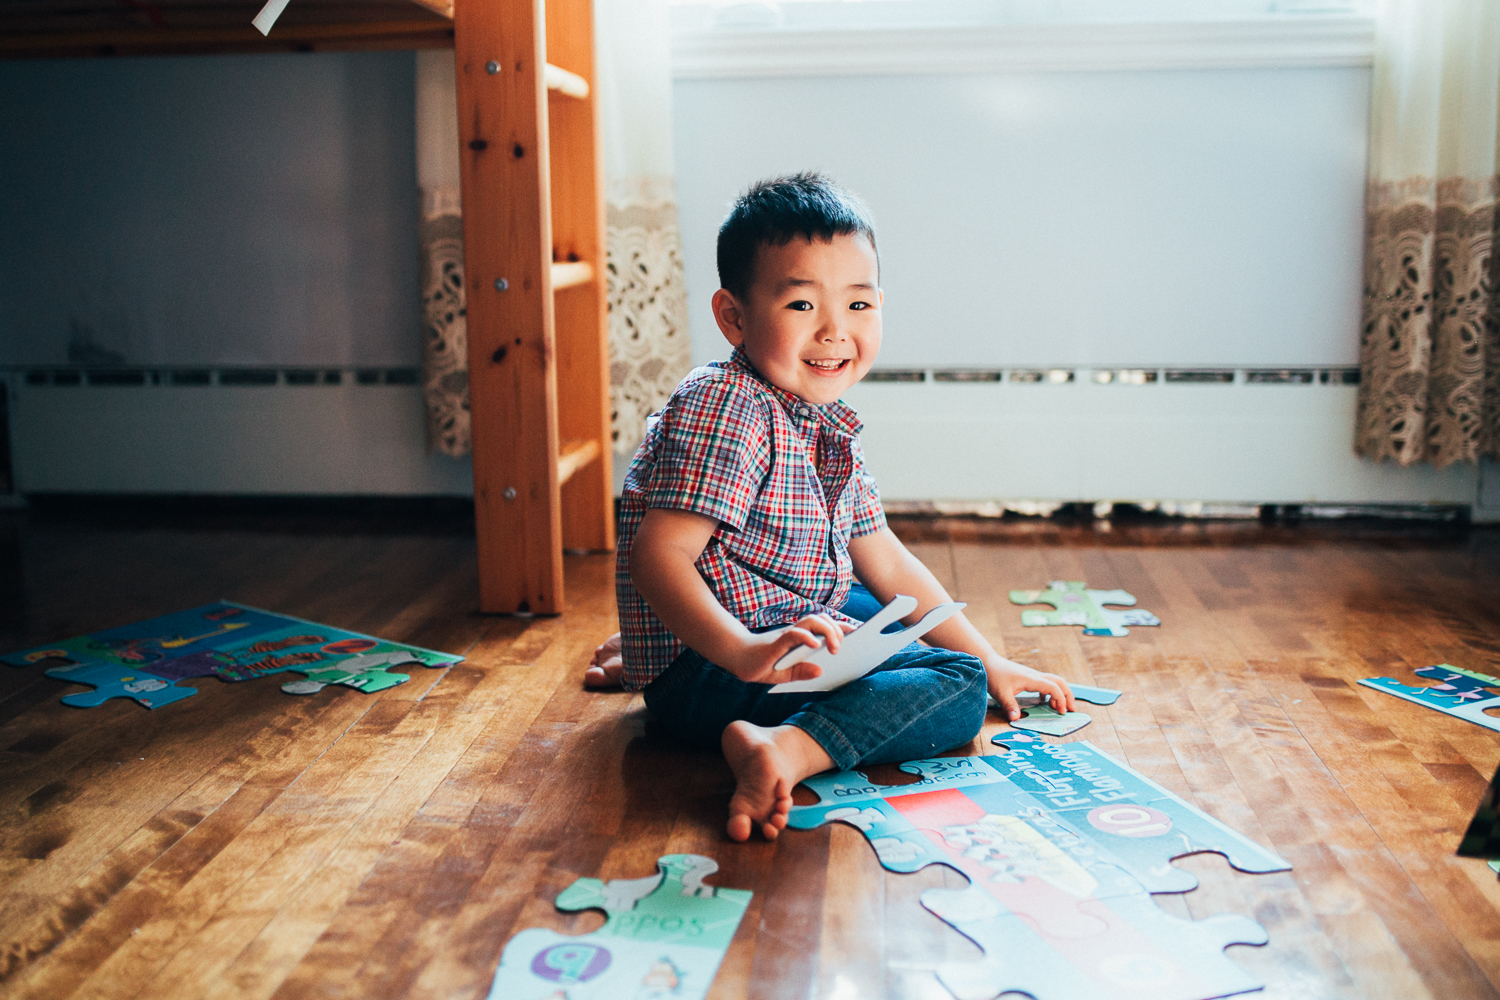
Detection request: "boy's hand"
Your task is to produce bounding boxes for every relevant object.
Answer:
[722,614,856,686]
[985,657,1076,722]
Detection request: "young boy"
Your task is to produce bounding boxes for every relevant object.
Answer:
[595,173,1074,842]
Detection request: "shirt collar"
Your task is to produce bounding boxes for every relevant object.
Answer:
[723,347,864,437]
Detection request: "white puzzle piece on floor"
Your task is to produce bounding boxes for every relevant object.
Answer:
[487,854,751,1000]
[769,594,966,694]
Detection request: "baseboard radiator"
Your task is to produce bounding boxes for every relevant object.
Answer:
[842,366,1482,509]
[4,367,472,496]
[2,364,1486,513]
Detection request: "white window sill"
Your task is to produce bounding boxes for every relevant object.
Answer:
[670,3,1375,79]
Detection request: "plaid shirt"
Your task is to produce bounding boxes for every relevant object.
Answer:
[616,349,887,690]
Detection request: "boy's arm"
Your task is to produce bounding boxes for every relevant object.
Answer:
[631,507,852,685]
[847,526,1075,721]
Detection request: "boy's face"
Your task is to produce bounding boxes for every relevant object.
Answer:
[711,232,882,406]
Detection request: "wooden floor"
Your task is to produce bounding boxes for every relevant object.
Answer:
[1,506,1499,1000]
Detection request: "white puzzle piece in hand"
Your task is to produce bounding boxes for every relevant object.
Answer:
[768,594,965,694]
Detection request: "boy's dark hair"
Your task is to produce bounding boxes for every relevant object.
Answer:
[717,172,878,300]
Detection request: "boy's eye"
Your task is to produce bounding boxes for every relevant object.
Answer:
[850,301,871,311]
[786,300,813,311]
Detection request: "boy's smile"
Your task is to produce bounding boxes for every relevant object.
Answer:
[711,232,882,407]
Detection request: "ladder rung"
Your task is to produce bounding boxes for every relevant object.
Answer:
[557,438,601,486]
[551,261,594,291]
[544,63,590,99]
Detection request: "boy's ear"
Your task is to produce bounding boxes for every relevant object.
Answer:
[711,288,746,348]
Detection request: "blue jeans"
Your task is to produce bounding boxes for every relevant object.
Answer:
[642,584,989,772]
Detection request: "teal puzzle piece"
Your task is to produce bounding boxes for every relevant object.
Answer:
[788,746,1289,1000]
[43,662,197,710]
[1008,705,1093,737]
[1010,581,1161,637]
[1358,664,1500,734]
[488,854,751,1000]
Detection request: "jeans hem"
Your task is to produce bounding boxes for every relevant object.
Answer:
[788,711,860,772]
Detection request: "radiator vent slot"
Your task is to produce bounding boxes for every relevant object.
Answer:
[1010,369,1074,383]
[933,370,1003,382]
[865,369,926,383]
[1246,368,1315,384]
[1165,369,1234,383]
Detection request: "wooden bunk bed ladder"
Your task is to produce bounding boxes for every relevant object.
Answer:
[454,0,613,615]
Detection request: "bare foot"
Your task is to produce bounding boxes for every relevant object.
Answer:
[584,633,623,688]
[721,721,834,842]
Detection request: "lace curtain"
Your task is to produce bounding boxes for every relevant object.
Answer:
[597,0,693,457]
[414,1,691,460]
[416,51,468,457]
[1356,0,1500,468]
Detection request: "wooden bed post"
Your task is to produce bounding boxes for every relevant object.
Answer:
[453,0,564,614]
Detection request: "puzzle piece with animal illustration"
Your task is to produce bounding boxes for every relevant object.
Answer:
[487,854,752,1000]
[1010,581,1161,637]
[788,743,1288,1000]
[40,662,199,710]
[1358,664,1500,734]
[4,602,463,708]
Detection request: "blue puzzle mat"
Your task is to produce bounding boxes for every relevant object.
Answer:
[3,601,464,708]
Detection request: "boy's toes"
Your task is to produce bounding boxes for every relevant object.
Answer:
[583,659,623,689]
[727,811,753,842]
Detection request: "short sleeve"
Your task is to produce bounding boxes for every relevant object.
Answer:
[849,442,886,538]
[646,378,772,531]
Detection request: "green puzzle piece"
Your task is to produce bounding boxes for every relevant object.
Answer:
[488,854,752,1000]
[279,647,431,695]
[553,853,752,950]
[1010,580,1161,637]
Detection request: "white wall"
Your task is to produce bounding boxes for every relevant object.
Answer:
[672,40,1370,369]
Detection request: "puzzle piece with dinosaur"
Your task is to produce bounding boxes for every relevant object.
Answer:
[487,854,752,1000]
[1358,664,1500,734]
[4,602,463,708]
[788,745,1288,1000]
[1010,581,1161,637]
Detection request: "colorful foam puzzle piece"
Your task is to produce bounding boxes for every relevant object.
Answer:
[769,594,967,693]
[488,854,751,1000]
[279,649,427,695]
[1358,664,1500,734]
[42,662,198,710]
[5,601,464,709]
[996,682,1125,714]
[1007,705,1092,737]
[1010,581,1161,637]
[789,744,1288,1000]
